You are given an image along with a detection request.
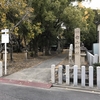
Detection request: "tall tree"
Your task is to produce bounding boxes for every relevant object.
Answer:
[0,0,33,60]
[26,0,88,55]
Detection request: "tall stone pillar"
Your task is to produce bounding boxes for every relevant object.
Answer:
[74,28,80,68]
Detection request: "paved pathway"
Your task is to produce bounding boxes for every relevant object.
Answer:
[4,51,68,84]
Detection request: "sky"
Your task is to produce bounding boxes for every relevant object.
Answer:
[73,0,100,9]
[82,0,100,9]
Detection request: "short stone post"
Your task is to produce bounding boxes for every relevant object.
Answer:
[89,66,93,88]
[51,64,55,83]
[66,65,70,85]
[97,67,100,88]
[73,65,78,86]
[81,66,85,87]
[0,61,3,77]
[24,50,28,60]
[58,65,63,84]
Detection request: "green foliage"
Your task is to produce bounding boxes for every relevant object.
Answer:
[0,0,97,53]
[0,0,33,31]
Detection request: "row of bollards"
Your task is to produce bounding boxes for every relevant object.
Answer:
[51,64,100,89]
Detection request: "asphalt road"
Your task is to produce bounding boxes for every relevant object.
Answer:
[0,83,100,100]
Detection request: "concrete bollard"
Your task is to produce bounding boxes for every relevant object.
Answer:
[51,64,55,83]
[58,65,63,84]
[0,61,3,77]
[81,66,85,87]
[89,66,93,88]
[66,65,70,85]
[73,65,78,86]
[97,67,100,89]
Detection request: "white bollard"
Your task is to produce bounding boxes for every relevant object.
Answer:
[73,65,78,86]
[51,64,55,83]
[97,67,100,88]
[81,66,85,87]
[89,66,93,88]
[66,65,70,85]
[58,65,63,84]
[0,61,3,77]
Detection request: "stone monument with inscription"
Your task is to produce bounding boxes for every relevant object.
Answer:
[74,28,80,68]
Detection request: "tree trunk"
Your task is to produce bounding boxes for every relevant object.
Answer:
[45,39,51,55]
[34,42,38,56]
[10,44,13,62]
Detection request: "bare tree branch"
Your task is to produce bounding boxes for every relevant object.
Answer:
[11,12,29,31]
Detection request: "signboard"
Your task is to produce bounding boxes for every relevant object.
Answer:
[1,28,9,75]
[1,34,9,43]
[1,29,9,33]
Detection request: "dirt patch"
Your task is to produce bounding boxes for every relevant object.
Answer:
[1,52,55,76]
[1,50,68,76]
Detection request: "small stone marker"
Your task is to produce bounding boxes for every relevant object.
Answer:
[24,50,28,60]
[74,28,80,68]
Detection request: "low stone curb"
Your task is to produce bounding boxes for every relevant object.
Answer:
[0,78,52,89]
[53,84,100,92]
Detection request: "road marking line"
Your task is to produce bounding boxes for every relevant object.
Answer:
[66,88,100,94]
